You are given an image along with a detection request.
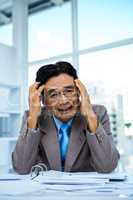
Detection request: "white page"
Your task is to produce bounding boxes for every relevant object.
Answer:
[0,173,44,195]
[33,170,109,185]
[43,182,117,191]
[33,170,127,185]
[0,173,29,180]
[64,171,127,181]
[0,179,43,195]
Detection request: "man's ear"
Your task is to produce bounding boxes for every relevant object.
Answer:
[76,88,81,109]
[76,86,81,99]
[40,95,45,106]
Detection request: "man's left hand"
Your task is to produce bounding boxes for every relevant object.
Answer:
[75,79,98,133]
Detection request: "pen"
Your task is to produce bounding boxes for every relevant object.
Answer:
[0,178,21,181]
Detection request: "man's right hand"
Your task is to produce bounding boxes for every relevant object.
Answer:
[28,82,45,129]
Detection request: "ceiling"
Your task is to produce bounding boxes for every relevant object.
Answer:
[0,0,70,26]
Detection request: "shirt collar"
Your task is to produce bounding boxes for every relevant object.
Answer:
[53,115,73,131]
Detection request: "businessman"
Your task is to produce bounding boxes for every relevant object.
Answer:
[12,61,119,174]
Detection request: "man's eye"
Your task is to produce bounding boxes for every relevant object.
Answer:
[65,88,74,93]
[50,93,58,98]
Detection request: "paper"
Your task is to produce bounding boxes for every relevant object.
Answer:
[0,174,28,181]
[0,174,43,196]
[0,179,44,195]
[31,170,127,193]
[63,171,127,181]
[0,171,129,197]
[33,171,106,184]
[33,170,127,184]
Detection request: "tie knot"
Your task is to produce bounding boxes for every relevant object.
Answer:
[59,123,70,136]
[60,123,70,135]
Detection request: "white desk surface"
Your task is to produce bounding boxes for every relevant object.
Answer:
[0,193,133,200]
[0,171,133,200]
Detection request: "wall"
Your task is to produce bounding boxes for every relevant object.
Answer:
[0,43,20,173]
[0,43,18,85]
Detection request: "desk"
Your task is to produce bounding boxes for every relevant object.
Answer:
[0,196,132,200]
[0,172,133,200]
[0,192,133,200]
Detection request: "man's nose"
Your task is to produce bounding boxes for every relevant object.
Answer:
[58,92,68,102]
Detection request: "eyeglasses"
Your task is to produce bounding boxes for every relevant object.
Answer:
[45,86,77,102]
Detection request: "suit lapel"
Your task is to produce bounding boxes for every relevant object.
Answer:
[38,113,62,171]
[65,114,86,171]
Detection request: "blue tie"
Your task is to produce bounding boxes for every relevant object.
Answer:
[59,123,70,162]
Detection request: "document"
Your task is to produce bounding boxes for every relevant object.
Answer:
[33,171,105,184]
[31,170,127,192]
[33,170,127,183]
[0,173,28,181]
[68,171,127,181]
[0,171,128,196]
[0,179,43,195]
[0,174,43,196]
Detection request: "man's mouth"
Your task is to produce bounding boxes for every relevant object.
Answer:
[58,106,73,113]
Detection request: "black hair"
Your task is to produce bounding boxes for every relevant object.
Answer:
[35,61,78,86]
[35,61,78,104]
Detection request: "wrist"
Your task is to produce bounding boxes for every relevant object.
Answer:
[85,112,98,133]
[29,106,41,117]
[28,113,39,129]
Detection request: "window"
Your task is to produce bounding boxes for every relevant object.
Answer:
[78,0,133,49]
[79,44,133,134]
[0,24,12,46]
[28,2,72,62]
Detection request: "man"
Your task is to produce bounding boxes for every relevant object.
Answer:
[12,61,119,174]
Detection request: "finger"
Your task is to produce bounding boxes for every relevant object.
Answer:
[75,79,83,88]
[74,79,83,94]
[30,83,42,95]
[38,84,45,93]
[75,79,88,93]
[37,85,45,97]
[74,79,80,89]
[75,80,91,104]
[29,82,40,92]
[75,79,85,89]
[29,83,35,93]
[34,82,41,90]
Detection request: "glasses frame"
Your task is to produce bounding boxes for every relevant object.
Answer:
[45,85,78,102]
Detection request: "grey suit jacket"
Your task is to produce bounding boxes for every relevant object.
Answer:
[12,105,120,174]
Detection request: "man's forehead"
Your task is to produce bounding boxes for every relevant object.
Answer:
[45,74,75,88]
[45,84,75,91]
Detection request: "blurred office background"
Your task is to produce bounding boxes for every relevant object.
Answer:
[0,0,133,173]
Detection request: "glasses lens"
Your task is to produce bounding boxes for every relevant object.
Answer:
[46,86,77,101]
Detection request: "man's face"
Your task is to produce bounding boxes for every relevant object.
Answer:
[44,73,80,122]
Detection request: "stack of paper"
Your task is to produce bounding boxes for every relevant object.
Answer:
[0,171,129,197]
[0,174,43,196]
[32,171,127,192]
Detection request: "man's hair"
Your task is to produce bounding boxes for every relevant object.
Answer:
[35,61,78,85]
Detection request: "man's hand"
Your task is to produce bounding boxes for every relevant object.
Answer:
[75,79,98,133]
[28,82,45,129]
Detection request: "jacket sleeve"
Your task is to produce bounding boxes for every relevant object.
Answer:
[86,105,120,173]
[12,111,42,174]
